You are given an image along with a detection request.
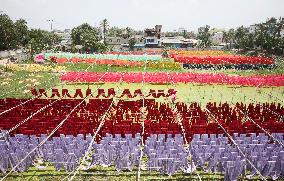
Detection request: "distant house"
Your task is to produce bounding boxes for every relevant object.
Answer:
[106,37,128,51]
[144,25,162,48]
[53,29,72,50]
[210,32,224,45]
[161,36,199,48]
[249,24,258,34]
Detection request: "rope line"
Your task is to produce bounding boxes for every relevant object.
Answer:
[0,63,98,139]
[166,72,202,181]
[136,61,147,181]
[66,71,125,181]
[204,108,268,181]
[0,67,111,181]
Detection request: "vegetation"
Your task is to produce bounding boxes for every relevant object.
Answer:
[0,165,264,181]
[100,18,109,45]
[71,23,106,53]
[221,17,284,56]
[197,25,212,48]
[0,14,26,50]
[0,68,60,98]
[128,38,136,51]
[0,13,61,55]
[28,29,61,56]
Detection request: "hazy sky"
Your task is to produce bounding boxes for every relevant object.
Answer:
[1,0,284,31]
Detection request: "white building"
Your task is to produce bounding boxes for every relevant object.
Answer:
[249,25,258,34]
[54,29,72,47]
[160,36,199,48]
[210,32,224,45]
[178,27,186,33]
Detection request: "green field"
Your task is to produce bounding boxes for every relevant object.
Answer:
[2,164,266,181]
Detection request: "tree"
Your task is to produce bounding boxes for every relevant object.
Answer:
[0,15,30,50]
[108,26,124,37]
[71,23,102,53]
[0,14,16,50]
[128,38,136,51]
[14,19,29,47]
[27,29,60,56]
[222,29,235,49]
[234,26,250,50]
[124,27,133,39]
[185,31,197,39]
[100,18,109,45]
[197,25,211,48]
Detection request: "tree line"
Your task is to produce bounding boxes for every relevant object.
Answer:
[197,17,284,55]
[1,13,283,55]
[71,19,138,52]
[0,14,61,55]
[0,14,137,54]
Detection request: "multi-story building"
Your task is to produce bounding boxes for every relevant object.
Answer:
[144,25,162,48]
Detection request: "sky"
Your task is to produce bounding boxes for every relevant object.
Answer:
[1,0,284,32]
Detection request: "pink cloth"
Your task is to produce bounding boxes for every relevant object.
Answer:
[35,54,45,63]
[60,72,284,87]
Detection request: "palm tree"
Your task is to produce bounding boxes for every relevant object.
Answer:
[100,18,109,45]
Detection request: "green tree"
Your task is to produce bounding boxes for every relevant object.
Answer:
[108,26,124,37]
[124,27,133,39]
[71,23,101,53]
[197,25,211,48]
[14,19,29,47]
[128,38,136,51]
[264,17,283,54]
[234,26,250,50]
[100,18,109,45]
[222,29,235,49]
[185,31,197,39]
[0,14,16,50]
[27,29,60,56]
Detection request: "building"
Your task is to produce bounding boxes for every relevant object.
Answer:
[53,29,72,50]
[210,32,224,45]
[106,37,128,51]
[144,25,162,48]
[178,27,186,34]
[161,36,199,48]
[54,29,72,42]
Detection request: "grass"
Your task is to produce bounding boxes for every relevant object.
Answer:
[0,68,60,99]
[1,164,268,181]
